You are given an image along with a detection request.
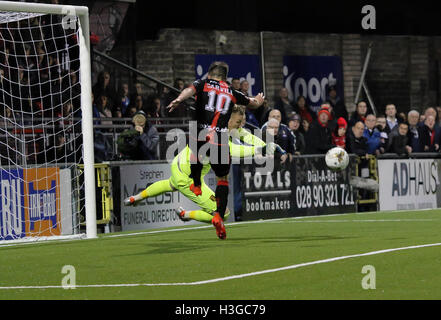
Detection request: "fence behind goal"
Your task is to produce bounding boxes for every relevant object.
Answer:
[0,2,96,242]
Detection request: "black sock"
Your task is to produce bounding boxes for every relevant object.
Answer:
[215,180,229,219]
[190,163,203,187]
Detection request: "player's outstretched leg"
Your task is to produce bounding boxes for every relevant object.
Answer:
[124,179,174,206]
[175,208,230,224]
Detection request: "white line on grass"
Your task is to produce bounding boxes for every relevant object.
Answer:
[1,242,440,290]
[1,209,440,248]
[267,219,436,223]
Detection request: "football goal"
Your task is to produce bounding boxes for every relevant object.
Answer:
[0,1,96,243]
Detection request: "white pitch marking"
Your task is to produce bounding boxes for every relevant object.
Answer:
[1,242,440,290]
[1,209,439,248]
[267,219,436,223]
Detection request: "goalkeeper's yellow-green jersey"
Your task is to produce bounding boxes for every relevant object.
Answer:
[172,127,265,178]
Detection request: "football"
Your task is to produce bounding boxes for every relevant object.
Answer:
[325,147,349,171]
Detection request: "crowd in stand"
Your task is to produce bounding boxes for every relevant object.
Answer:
[245,84,441,161]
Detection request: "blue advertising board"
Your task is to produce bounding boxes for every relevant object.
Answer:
[195,54,262,96]
[283,56,344,113]
[0,169,25,240]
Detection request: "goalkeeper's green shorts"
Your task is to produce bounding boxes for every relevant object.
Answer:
[169,161,216,214]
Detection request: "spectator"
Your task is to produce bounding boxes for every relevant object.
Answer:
[420,107,440,140]
[363,114,383,155]
[131,82,145,101]
[418,115,439,152]
[288,114,305,155]
[375,115,389,152]
[387,122,412,156]
[261,109,282,128]
[239,80,249,96]
[320,102,336,131]
[117,83,131,117]
[231,78,241,91]
[422,107,439,127]
[92,71,116,105]
[293,95,316,124]
[164,78,187,117]
[347,121,368,157]
[117,110,159,160]
[384,104,401,134]
[274,87,295,125]
[43,133,76,164]
[262,109,296,158]
[305,106,335,154]
[145,95,164,130]
[398,112,407,123]
[301,119,311,142]
[96,94,113,128]
[407,110,422,153]
[348,101,369,128]
[156,83,169,110]
[133,94,145,113]
[332,117,348,150]
[262,118,290,164]
[327,86,348,120]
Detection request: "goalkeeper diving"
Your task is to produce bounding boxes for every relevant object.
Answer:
[123,105,287,238]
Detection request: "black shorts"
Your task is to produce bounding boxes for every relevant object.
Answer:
[189,135,231,178]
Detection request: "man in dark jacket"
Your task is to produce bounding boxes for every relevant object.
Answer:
[117,111,159,160]
[347,121,368,157]
[305,107,335,154]
[261,109,296,157]
[387,122,412,155]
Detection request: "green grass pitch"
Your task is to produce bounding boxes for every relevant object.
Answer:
[1,209,441,300]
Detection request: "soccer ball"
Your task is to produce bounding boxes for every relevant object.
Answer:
[325,147,349,171]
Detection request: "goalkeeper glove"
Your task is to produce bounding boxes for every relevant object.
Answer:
[257,142,286,156]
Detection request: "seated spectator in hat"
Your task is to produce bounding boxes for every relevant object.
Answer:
[407,110,422,153]
[363,114,384,155]
[348,101,369,129]
[293,95,316,124]
[288,114,305,155]
[327,86,348,121]
[347,121,368,157]
[305,106,335,154]
[418,115,439,152]
[332,117,348,150]
[387,122,412,156]
[320,102,337,131]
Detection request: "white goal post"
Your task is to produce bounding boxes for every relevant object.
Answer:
[0,1,97,241]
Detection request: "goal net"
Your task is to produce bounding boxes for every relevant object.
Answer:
[0,3,96,243]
